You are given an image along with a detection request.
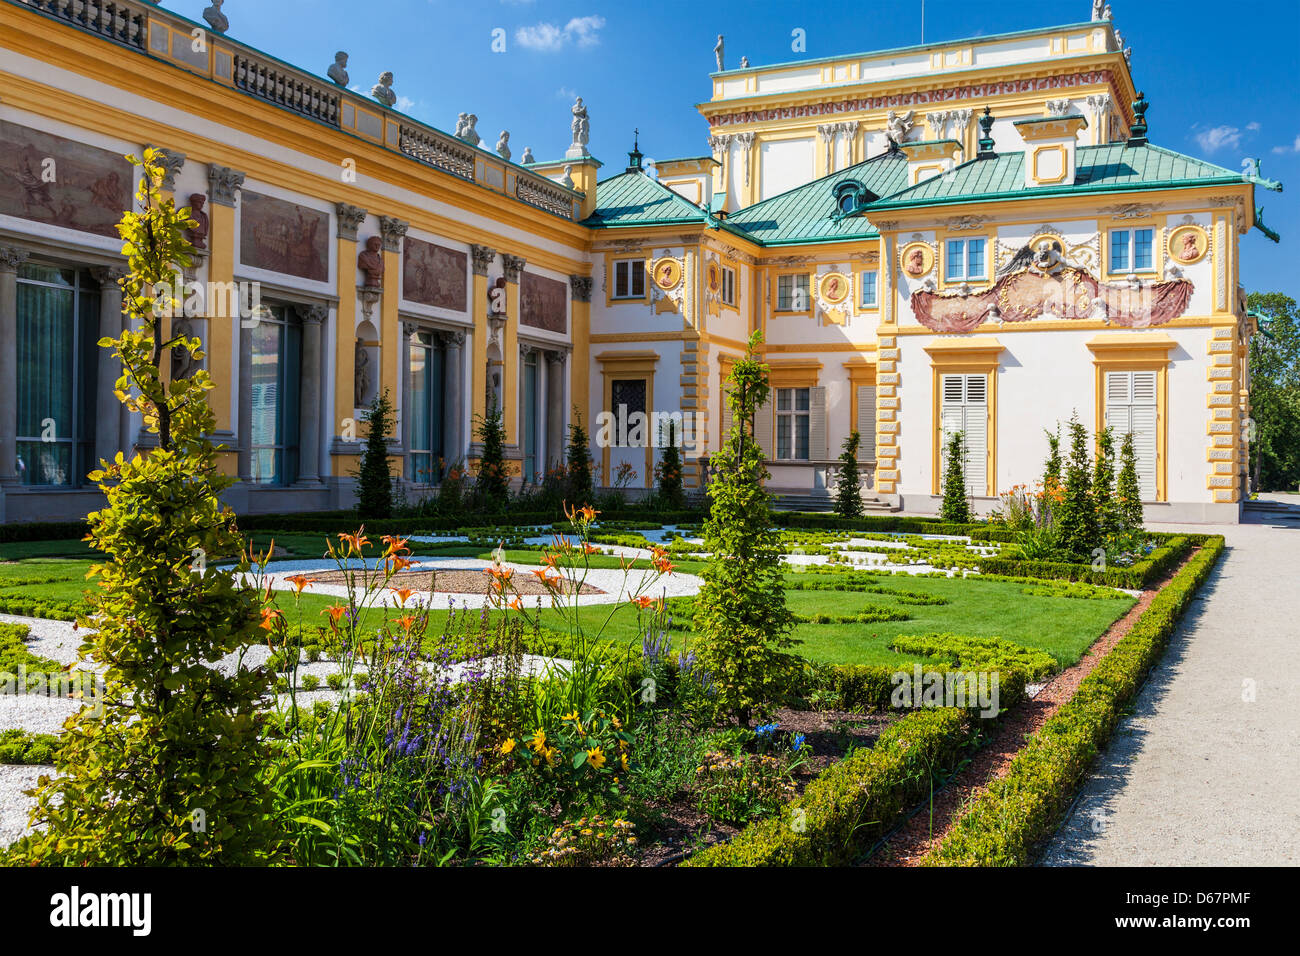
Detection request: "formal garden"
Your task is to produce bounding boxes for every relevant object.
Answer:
[0,155,1225,867]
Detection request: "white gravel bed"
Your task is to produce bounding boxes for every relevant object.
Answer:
[0,694,83,735]
[0,614,84,668]
[0,764,48,848]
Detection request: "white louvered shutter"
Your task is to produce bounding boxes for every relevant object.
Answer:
[719,370,733,450]
[940,373,988,497]
[856,385,876,461]
[1106,370,1158,501]
[809,387,827,460]
[753,389,774,459]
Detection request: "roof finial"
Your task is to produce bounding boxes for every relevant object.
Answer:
[627,130,644,172]
[976,106,997,159]
[1126,91,1149,146]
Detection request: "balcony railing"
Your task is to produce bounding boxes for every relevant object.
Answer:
[9,0,579,221]
[19,0,146,49]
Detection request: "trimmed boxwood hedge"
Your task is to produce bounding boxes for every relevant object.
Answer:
[683,707,974,866]
[922,535,1225,866]
[975,535,1194,589]
[0,521,90,543]
[0,729,62,765]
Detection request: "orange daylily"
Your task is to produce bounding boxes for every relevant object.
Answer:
[381,534,410,555]
[508,597,524,611]
[390,587,415,606]
[583,544,600,555]
[386,555,414,574]
[284,574,317,594]
[579,505,599,524]
[259,607,284,631]
[322,604,348,625]
[339,528,370,555]
[631,595,654,610]
[394,614,417,632]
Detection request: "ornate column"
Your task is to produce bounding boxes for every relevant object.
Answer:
[91,267,127,466]
[237,315,253,481]
[568,273,592,442]
[439,329,466,464]
[378,218,408,439]
[0,245,29,485]
[469,244,496,429]
[295,304,327,484]
[501,254,526,444]
[546,348,567,470]
[334,203,366,472]
[207,164,244,476]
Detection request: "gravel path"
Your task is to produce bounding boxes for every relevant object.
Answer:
[1042,494,1300,866]
[0,765,47,848]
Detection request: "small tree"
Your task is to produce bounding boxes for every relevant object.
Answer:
[835,431,864,518]
[474,396,510,512]
[693,332,797,726]
[939,430,972,523]
[565,408,595,508]
[1092,425,1118,536]
[1055,414,1099,560]
[1115,431,1145,533]
[657,420,685,510]
[6,152,274,865]
[1043,426,1063,493]
[356,390,394,519]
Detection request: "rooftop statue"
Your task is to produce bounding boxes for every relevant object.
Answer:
[203,0,228,34]
[496,131,511,161]
[371,71,397,108]
[327,51,349,86]
[714,34,725,71]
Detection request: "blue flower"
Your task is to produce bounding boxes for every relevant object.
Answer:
[791,734,806,752]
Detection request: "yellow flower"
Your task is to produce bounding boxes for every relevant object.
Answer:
[562,711,579,723]
[586,747,606,770]
[530,728,547,752]
[500,737,516,755]
[620,752,629,771]
[545,747,560,768]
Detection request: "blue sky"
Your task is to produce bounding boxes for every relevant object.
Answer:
[164,0,1300,298]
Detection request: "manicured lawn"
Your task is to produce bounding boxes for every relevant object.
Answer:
[0,545,1130,673]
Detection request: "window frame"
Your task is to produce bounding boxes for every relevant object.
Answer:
[773,271,811,314]
[720,265,737,307]
[608,256,647,303]
[774,386,812,461]
[1107,226,1158,276]
[859,269,879,309]
[942,236,989,285]
[247,303,302,487]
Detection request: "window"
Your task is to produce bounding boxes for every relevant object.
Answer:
[1109,227,1154,273]
[776,387,811,460]
[249,305,301,485]
[611,259,645,299]
[1105,370,1158,501]
[407,330,445,483]
[522,351,540,481]
[940,373,988,496]
[610,378,646,447]
[860,270,878,308]
[944,238,987,282]
[15,265,99,487]
[856,384,877,461]
[721,266,736,307]
[776,273,810,312]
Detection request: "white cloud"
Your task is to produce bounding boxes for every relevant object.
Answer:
[515,14,605,52]
[1247,121,1261,132]
[556,86,579,100]
[1195,124,1243,153]
[396,96,416,113]
[1272,134,1300,154]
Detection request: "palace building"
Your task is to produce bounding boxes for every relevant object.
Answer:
[0,1,1271,525]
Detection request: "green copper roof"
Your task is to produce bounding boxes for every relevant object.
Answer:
[869,143,1242,211]
[725,151,909,245]
[582,170,707,227]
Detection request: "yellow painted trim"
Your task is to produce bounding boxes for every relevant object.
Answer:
[1029,144,1069,185]
[333,236,358,455]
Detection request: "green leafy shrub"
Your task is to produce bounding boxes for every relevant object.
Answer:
[656,420,686,509]
[835,431,864,518]
[0,730,62,766]
[693,333,798,725]
[474,397,510,512]
[565,409,595,507]
[1054,414,1100,561]
[1116,431,1145,533]
[4,152,275,866]
[939,430,972,523]
[888,632,1058,680]
[356,391,395,519]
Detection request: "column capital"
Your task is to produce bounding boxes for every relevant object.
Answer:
[336,203,368,241]
[470,244,497,276]
[437,328,467,348]
[545,347,569,366]
[502,254,526,283]
[90,265,128,288]
[147,146,187,191]
[401,319,420,337]
[568,274,593,302]
[208,164,245,206]
[294,303,329,325]
[0,245,30,273]
[379,216,409,253]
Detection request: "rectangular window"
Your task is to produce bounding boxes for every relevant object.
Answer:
[610,378,647,447]
[945,238,987,282]
[860,270,878,308]
[776,274,810,312]
[15,265,100,488]
[939,373,988,496]
[522,351,539,481]
[611,259,645,299]
[406,330,445,483]
[1105,370,1158,501]
[249,305,301,486]
[721,266,736,306]
[775,387,811,460]
[1109,228,1155,273]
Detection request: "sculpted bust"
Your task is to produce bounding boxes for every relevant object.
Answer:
[202,0,228,33]
[371,72,396,108]
[357,236,384,288]
[185,193,209,250]
[327,51,349,86]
